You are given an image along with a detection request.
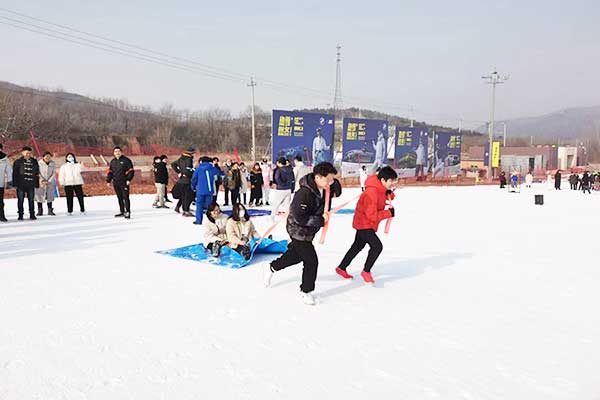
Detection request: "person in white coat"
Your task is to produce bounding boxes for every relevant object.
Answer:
[58,153,86,215]
[226,203,260,260]
[0,144,12,222]
[525,172,533,188]
[204,202,229,257]
[312,128,331,164]
[260,158,272,205]
[293,155,312,192]
[415,141,426,177]
[359,165,368,191]
[36,152,57,216]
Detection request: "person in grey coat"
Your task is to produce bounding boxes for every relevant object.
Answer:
[0,144,13,222]
[35,151,57,216]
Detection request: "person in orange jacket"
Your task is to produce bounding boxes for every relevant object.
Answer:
[335,166,397,284]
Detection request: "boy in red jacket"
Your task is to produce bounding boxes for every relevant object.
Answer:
[336,166,397,284]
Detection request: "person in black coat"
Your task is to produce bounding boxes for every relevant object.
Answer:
[212,157,223,204]
[106,146,134,219]
[12,146,40,220]
[249,162,264,206]
[499,171,507,189]
[152,155,169,208]
[171,148,195,216]
[554,170,562,190]
[262,162,339,306]
[159,155,172,203]
[581,171,592,194]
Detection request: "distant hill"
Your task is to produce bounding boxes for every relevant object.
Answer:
[477,106,600,143]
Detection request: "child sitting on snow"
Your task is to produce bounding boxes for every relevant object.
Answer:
[204,202,229,257]
[226,203,260,260]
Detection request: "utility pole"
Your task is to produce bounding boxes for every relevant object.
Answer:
[333,44,343,111]
[482,69,509,180]
[248,77,257,163]
[503,122,507,147]
[410,106,415,128]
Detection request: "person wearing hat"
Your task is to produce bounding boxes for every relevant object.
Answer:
[171,147,195,216]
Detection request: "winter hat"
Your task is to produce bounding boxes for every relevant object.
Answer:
[186,147,196,153]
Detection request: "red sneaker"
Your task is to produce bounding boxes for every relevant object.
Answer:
[335,267,353,280]
[361,271,375,284]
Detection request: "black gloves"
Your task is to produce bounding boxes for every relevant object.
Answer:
[389,207,395,217]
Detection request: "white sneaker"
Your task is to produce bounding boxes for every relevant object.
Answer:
[301,292,316,306]
[81,211,86,215]
[67,212,72,216]
[262,262,274,288]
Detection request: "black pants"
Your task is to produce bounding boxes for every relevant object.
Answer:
[64,185,85,213]
[176,183,193,212]
[17,186,35,216]
[250,187,262,204]
[113,182,131,213]
[271,240,318,293]
[338,229,383,273]
[0,188,5,219]
[224,186,230,205]
[163,184,171,201]
[231,188,240,205]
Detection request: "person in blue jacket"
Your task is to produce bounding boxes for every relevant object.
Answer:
[192,156,223,225]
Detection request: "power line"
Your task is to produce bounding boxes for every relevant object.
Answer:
[0,7,478,128]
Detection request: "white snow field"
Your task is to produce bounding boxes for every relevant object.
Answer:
[1,184,599,399]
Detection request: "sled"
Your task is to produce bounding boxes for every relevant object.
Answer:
[156,237,288,269]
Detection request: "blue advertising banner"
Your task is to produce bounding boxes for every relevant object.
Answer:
[432,132,462,177]
[394,127,429,178]
[272,110,335,166]
[341,118,388,177]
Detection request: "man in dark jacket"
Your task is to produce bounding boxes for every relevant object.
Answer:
[153,155,169,208]
[554,170,562,190]
[270,157,295,221]
[106,146,134,219]
[581,171,592,194]
[171,147,195,216]
[262,162,338,306]
[13,146,40,220]
[212,157,223,204]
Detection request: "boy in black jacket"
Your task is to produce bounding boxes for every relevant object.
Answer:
[106,146,134,219]
[13,146,40,220]
[262,162,339,306]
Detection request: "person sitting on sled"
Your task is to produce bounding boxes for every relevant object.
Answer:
[204,202,229,257]
[226,203,260,260]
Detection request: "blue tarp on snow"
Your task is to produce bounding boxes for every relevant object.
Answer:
[222,209,272,217]
[156,237,288,269]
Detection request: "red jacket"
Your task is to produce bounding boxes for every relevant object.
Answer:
[352,175,394,231]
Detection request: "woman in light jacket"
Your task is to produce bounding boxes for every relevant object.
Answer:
[204,202,229,257]
[58,153,85,215]
[226,203,259,259]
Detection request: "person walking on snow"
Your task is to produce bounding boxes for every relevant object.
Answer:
[525,172,533,188]
[106,146,134,219]
[13,146,39,221]
[191,156,223,225]
[0,143,13,222]
[262,162,339,306]
[58,153,85,215]
[335,166,397,284]
[554,170,562,190]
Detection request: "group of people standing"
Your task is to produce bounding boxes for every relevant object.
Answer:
[0,144,86,222]
[567,171,599,193]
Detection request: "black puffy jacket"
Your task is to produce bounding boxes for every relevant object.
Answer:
[107,156,134,183]
[153,161,169,184]
[286,174,326,242]
[12,157,40,189]
[171,154,194,184]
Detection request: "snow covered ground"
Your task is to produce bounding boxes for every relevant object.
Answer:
[1,184,599,399]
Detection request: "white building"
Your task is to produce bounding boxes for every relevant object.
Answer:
[557,146,578,170]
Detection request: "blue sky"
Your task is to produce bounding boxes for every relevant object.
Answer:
[1,0,599,129]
